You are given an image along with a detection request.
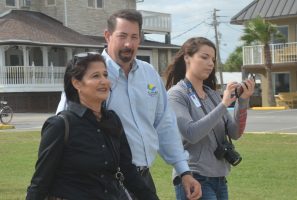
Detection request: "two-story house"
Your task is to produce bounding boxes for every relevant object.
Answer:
[231,0,297,107]
[0,0,178,112]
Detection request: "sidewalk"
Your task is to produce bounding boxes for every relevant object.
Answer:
[0,124,15,130]
[0,113,53,132]
[250,106,287,110]
[1,109,296,134]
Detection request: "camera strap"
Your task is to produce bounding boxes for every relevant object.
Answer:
[183,79,232,145]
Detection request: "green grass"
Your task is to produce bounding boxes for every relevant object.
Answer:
[0,132,297,200]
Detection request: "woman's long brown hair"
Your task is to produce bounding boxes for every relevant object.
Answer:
[164,37,217,90]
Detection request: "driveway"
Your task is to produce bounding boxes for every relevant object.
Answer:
[245,109,297,134]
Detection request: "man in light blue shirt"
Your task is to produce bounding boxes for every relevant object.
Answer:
[57,9,201,200]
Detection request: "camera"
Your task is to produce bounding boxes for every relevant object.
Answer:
[234,73,255,98]
[214,140,242,166]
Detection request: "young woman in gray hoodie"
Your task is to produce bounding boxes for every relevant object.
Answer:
[165,37,255,200]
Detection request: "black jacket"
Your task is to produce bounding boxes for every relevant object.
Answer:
[26,102,159,200]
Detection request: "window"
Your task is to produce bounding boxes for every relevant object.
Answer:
[21,0,31,7]
[25,0,31,6]
[137,56,150,63]
[88,0,104,8]
[46,0,55,6]
[273,72,290,95]
[96,0,103,8]
[272,26,288,43]
[6,0,16,7]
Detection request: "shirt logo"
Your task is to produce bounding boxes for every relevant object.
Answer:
[147,84,158,96]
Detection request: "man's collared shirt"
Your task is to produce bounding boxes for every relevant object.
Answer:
[102,49,189,174]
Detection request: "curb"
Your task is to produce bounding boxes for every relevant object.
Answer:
[246,132,297,135]
[250,106,287,110]
[0,124,15,130]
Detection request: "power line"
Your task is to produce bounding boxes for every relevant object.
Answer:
[172,20,206,40]
[223,23,243,33]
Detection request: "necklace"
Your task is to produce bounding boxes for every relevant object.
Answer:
[92,110,102,121]
[196,89,206,99]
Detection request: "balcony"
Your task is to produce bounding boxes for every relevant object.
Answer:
[0,65,65,92]
[138,10,171,34]
[242,42,297,66]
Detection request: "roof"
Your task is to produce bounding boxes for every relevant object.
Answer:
[231,0,297,24]
[0,10,103,47]
[0,10,180,49]
[86,36,181,49]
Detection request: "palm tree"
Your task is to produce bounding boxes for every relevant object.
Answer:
[241,17,284,106]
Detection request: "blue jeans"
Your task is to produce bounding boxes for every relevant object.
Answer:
[175,174,228,200]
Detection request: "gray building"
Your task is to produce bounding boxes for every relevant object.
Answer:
[0,0,179,112]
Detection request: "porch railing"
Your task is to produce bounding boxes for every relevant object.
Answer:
[139,10,171,33]
[0,65,65,86]
[243,42,297,65]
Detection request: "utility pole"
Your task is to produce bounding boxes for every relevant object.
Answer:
[213,8,224,91]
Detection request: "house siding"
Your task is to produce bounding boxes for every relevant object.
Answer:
[0,0,136,36]
[0,0,179,112]
[64,0,136,36]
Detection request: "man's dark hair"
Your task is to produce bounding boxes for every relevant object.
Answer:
[107,9,143,33]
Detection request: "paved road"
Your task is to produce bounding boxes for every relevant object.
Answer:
[245,109,297,134]
[0,113,54,132]
[1,109,297,134]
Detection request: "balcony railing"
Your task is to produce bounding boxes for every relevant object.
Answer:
[0,65,65,92]
[243,42,297,65]
[138,10,171,33]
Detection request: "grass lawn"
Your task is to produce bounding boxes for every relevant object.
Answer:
[0,131,297,200]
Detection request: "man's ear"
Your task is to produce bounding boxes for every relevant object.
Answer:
[104,29,111,43]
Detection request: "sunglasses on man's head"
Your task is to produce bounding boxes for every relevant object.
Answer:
[72,52,101,65]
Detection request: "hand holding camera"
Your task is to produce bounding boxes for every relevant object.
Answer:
[234,74,256,99]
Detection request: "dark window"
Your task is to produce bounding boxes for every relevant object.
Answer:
[274,73,290,95]
[24,0,31,6]
[6,0,16,6]
[272,26,288,43]
[137,56,150,63]
[88,0,103,8]
[96,0,103,8]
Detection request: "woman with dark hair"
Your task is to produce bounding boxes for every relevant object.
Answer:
[26,53,159,200]
[165,37,255,200]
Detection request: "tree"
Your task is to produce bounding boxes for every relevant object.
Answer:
[241,17,284,106]
[224,46,242,72]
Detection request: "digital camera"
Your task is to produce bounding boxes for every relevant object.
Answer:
[214,140,242,166]
[234,73,255,98]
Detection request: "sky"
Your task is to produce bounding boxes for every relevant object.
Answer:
[137,0,252,63]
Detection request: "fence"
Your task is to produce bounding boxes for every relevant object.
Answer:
[0,65,65,86]
[242,42,297,65]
